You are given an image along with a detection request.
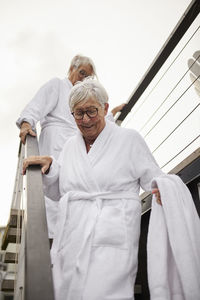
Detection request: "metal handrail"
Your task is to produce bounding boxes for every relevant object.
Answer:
[14,134,54,300]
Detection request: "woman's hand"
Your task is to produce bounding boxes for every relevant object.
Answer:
[152,188,162,205]
[19,122,36,145]
[23,156,52,175]
[111,103,126,117]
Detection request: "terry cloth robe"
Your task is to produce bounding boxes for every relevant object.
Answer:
[148,174,200,300]
[16,78,114,237]
[16,78,77,158]
[44,120,163,300]
[16,78,76,237]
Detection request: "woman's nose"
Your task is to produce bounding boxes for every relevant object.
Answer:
[82,112,91,122]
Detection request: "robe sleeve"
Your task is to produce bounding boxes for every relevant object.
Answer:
[16,78,60,129]
[131,130,164,192]
[43,156,61,201]
[43,143,66,201]
[106,112,115,122]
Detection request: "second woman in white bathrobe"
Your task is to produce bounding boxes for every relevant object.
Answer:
[16,55,96,238]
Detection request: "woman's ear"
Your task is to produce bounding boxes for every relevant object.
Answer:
[69,66,74,75]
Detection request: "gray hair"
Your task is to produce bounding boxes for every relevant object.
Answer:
[69,78,109,111]
[68,55,97,77]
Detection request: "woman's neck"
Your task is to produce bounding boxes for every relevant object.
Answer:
[84,137,95,153]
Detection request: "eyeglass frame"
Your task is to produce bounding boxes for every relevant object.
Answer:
[71,107,99,120]
[79,69,90,78]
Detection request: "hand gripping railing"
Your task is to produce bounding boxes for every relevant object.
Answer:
[14,134,54,300]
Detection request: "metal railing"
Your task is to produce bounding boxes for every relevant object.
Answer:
[116,0,200,124]
[2,134,54,300]
[23,135,54,300]
[116,0,200,174]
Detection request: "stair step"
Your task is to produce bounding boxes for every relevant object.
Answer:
[1,227,21,250]
[9,209,24,228]
[1,279,14,292]
[4,252,18,263]
[1,296,14,300]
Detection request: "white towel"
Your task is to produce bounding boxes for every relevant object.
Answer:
[147,174,200,300]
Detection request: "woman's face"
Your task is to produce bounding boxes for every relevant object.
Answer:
[68,64,93,85]
[73,97,109,142]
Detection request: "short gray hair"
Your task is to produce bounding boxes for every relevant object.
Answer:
[69,78,109,111]
[68,55,97,77]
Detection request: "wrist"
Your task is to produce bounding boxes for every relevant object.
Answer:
[45,161,52,174]
[21,121,31,128]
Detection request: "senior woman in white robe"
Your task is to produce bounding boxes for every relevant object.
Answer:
[23,79,200,300]
[17,55,96,238]
[17,55,124,238]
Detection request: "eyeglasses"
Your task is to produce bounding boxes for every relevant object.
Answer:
[72,107,98,120]
[79,69,89,78]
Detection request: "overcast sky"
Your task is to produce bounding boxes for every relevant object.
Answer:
[0,0,192,226]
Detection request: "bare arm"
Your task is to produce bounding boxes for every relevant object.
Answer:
[23,155,52,175]
[111,103,126,117]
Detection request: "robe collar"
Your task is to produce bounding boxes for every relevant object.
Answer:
[63,77,73,88]
[77,120,116,156]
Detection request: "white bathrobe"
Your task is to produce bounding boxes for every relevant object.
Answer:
[16,78,114,237]
[16,78,77,158]
[148,174,200,300]
[16,78,77,237]
[45,120,163,300]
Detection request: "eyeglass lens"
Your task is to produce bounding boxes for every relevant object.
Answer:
[73,107,98,119]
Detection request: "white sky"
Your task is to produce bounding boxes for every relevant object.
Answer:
[0,0,192,226]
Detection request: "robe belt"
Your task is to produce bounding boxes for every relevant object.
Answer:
[51,190,138,299]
